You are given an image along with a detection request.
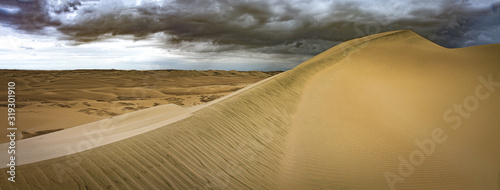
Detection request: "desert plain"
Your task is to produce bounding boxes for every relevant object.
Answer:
[0,69,280,143]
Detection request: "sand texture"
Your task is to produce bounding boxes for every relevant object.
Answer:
[1,30,500,189]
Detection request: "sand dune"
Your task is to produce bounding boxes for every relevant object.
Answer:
[1,30,500,189]
[0,104,190,167]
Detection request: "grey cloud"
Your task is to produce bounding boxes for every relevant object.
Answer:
[0,0,58,32]
[399,0,500,47]
[55,0,392,54]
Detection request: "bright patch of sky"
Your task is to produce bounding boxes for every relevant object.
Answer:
[0,26,298,70]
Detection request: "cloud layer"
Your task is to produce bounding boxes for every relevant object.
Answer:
[1,0,500,56]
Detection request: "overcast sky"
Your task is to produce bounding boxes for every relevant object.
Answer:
[1,0,499,71]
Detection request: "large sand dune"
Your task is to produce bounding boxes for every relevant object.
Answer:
[1,30,500,189]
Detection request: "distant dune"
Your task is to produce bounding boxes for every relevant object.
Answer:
[1,30,500,189]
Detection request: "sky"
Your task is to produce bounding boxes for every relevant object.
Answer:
[0,0,499,71]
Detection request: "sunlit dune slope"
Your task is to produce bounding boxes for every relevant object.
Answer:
[2,30,500,189]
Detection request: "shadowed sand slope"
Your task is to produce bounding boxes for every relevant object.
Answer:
[2,30,500,189]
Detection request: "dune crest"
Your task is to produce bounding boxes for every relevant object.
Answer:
[2,30,500,189]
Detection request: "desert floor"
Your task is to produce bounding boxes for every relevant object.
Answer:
[0,70,281,143]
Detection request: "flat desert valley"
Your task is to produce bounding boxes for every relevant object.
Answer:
[1,30,500,189]
[0,70,281,143]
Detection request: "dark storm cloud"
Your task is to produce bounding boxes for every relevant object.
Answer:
[2,0,500,54]
[57,0,400,55]
[0,0,82,32]
[0,0,52,31]
[401,0,500,47]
